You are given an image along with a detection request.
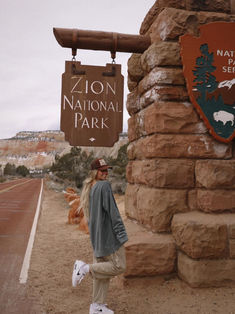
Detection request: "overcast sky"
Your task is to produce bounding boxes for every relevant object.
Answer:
[0,0,154,140]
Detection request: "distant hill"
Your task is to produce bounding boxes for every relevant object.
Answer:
[0,130,128,171]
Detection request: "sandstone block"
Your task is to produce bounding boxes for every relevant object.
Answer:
[197,189,235,213]
[229,224,235,239]
[172,212,228,258]
[186,0,231,13]
[232,0,235,14]
[127,53,144,83]
[125,232,176,277]
[139,85,189,108]
[149,8,199,42]
[138,67,185,95]
[214,214,235,239]
[125,162,134,184]
[197,11,231,26]
[141,42,181,72]
[126,90,141,116]
[127,111,145,142]
[127,76,138,92]
[127,116,137,142]
[126,141,137,161]
[230,239,235,259]
[149,9,230,42]
[127,117,136,142]
[127,101,200,141]
[178,251,235,287]
[140,0,230,35]
[127,134,232,160]
[137,186,188,232]
[126,160,155,186]
[188,190,198,211]
[126,159,195,188]
[143,102,206,135]
[140,0,186,35]
[195,160,235,189]
[124,184,139,220]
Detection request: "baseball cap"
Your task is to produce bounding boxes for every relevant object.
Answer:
[91,158,112,170]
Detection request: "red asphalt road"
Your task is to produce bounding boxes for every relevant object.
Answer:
[0,178,42,314]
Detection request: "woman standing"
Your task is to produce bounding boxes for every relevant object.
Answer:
[72,158,128,314]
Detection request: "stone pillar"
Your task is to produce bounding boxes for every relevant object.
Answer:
[231,0,235,13]
[124,0,235,286]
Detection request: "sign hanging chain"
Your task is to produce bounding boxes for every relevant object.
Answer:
[72,29,77,61]
[72,48,77,61]
[70,31,118,64]
[111,32,117,64]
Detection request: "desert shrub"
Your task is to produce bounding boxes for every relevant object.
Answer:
[16,165,29,177]
[50,147,94,188]
[50,143,128,192]
[0,176,6,183]
[106,143,128,179]
[4,163,16,176]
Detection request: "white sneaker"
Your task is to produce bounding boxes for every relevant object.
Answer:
[72,260,86,287]
[89,303,114,314]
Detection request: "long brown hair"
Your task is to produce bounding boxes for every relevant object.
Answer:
[79,170,97,221]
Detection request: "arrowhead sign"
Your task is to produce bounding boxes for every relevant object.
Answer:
[61,61,123,147]
[180,22,235,143]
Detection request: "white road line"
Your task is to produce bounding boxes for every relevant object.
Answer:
[19,179,44,284]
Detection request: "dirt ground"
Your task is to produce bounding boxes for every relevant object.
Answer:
[26,180,235,314]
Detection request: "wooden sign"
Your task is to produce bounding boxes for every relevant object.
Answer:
[61,61,123,147]
[180,22,235,143]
